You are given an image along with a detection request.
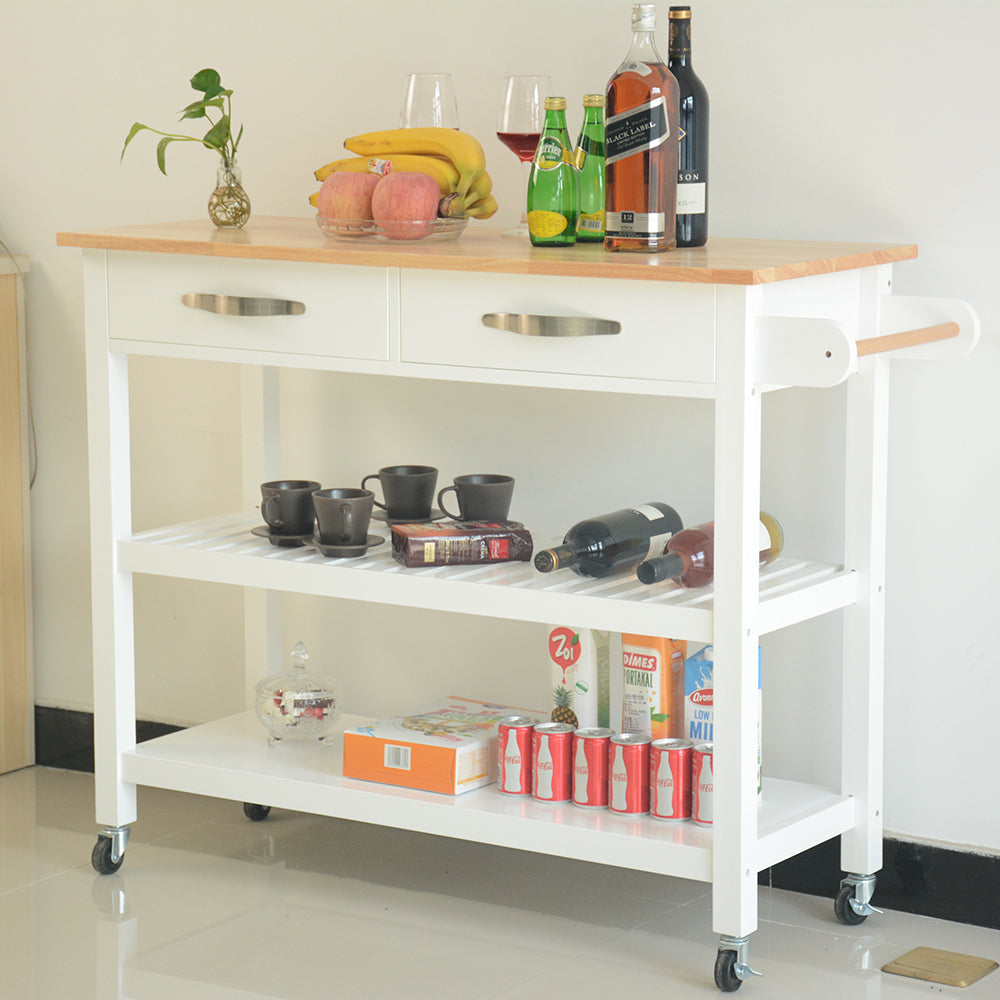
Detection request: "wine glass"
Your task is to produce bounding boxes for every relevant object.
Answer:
[496,75,551,237]
[400,73,460,128]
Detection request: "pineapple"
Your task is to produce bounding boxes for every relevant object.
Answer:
[551,685,579,727]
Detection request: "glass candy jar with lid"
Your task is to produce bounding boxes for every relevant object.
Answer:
[255,641,341,745]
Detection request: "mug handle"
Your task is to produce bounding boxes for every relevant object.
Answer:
[261,494,284,530]
[361,474,386,510]
[436,485,461,520]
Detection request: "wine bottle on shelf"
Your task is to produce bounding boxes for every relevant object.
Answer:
[534,502,683,578]
[574,94,606,243]
[527,97,578,247]
[668,5,709,247]
[604,3,680,253]
[636,512,783,587]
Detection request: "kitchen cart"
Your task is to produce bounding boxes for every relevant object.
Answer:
[57,219,978,990]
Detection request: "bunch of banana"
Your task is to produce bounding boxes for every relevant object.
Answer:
[310,126,497,220]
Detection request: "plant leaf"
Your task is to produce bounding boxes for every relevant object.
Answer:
[180,97,224,121]
[190,68,225,100]
[156,136,173,175]
[121,121,149,159]
[202,115,230,152]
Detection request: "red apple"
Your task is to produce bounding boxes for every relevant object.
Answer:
[372,172,441,239]
[317,172,380,226]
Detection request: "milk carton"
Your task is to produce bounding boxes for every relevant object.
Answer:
[621,634,687,739]
[685,644,762,793]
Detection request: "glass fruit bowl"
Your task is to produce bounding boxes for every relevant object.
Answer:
[254,641,341,746]
[316,214,468,242]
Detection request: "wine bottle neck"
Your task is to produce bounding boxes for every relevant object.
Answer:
[636,551,685,585]
[668,13,694,64]
[534,543,579,573]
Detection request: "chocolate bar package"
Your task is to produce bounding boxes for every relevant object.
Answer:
[391,520,533,567]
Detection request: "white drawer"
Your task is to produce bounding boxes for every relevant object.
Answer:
[400,270,715,382]
[107,253,389,361]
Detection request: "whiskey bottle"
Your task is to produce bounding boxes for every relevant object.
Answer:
[534,502,683,578]
[636,512,784,587]
[604,3,680,253]
[574,94,606,243]
[527,97,578,247]
[668,5,710,247]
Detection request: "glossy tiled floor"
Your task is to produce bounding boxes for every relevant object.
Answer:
[2,766,998,999]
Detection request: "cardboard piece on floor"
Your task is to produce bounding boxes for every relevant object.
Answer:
[882,947,998,987]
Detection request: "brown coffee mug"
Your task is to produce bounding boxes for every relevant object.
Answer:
[361,465,438,520]
[312,488,374,546]
[436,474,515,522]
[260,480,321,535]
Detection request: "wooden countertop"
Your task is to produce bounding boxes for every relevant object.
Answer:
[57,216,917,286]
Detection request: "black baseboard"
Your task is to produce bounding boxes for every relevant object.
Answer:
[760,835,1000,931]
[34,707,999,930]
[34,705,182,773]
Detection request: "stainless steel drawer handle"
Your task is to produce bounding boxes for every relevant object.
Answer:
[482,312,621,338]
[181,293,306,317]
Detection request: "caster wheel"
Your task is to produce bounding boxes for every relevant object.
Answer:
[835,884,869,925]
[714,949,743,992]
[243,803,271,822]
[91,836,124,875]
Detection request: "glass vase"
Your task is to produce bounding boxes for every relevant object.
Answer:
[208,158,251,228]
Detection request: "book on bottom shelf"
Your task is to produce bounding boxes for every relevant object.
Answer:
[343,696,546,795]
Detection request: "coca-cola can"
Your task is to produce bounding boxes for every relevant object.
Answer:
[692,742,714,825]
[608,733,651,815]
[532,723,574,803]
[572,727,613,808]
[649,738,694,821]
[497,716,535,795]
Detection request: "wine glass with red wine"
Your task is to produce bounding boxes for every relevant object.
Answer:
[496,75,551,237]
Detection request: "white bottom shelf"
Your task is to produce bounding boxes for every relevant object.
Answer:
[121,712,855,882]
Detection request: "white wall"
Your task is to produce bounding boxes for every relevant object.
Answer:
[2,0,997,852]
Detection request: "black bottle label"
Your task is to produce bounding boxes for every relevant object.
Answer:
[606,97,669,165]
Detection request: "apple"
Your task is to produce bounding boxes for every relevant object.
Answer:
[371,172,441,239]
[317,172,380,226]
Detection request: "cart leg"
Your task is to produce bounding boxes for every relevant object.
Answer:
[715,935,763,992]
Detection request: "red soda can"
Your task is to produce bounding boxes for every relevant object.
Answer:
[649,738,694,821]
[497,716,535,795]
[608,733,651,815]
[532,723,574,803]
[572,727,613,808]
[692,742,714,825]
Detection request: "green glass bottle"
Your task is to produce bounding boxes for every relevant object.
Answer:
[574,94,606,243]
[527,96,578,247]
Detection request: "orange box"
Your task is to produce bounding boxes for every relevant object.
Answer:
[343,696,545,795]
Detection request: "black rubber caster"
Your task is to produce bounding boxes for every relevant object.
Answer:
[243,802,272,822]
[834,884,869,925]
[714,949,743,992]
[91,835,124,875]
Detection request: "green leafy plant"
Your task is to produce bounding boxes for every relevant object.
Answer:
[122,68,243,175]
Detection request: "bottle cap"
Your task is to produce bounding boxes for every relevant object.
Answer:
[632,4,656,30]
[669,5,693,17]
[544,96,567,111]
[582,94,606,108]
[636,552,685,585]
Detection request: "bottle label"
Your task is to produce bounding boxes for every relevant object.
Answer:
[644,529,675,558]
[676,180,706,215]
[605,211,665,238]
[573,146,587,170]
[535,136,572,171]
[605,96,670,165]
[577,212,605,233]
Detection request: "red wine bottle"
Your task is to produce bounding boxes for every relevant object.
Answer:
[534,503,683,578]
[636,512,783,587]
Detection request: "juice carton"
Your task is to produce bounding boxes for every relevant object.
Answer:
[621,634,686,739]
[685,644,762,794]
[343,696,545,795]
[546,626,616,729]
